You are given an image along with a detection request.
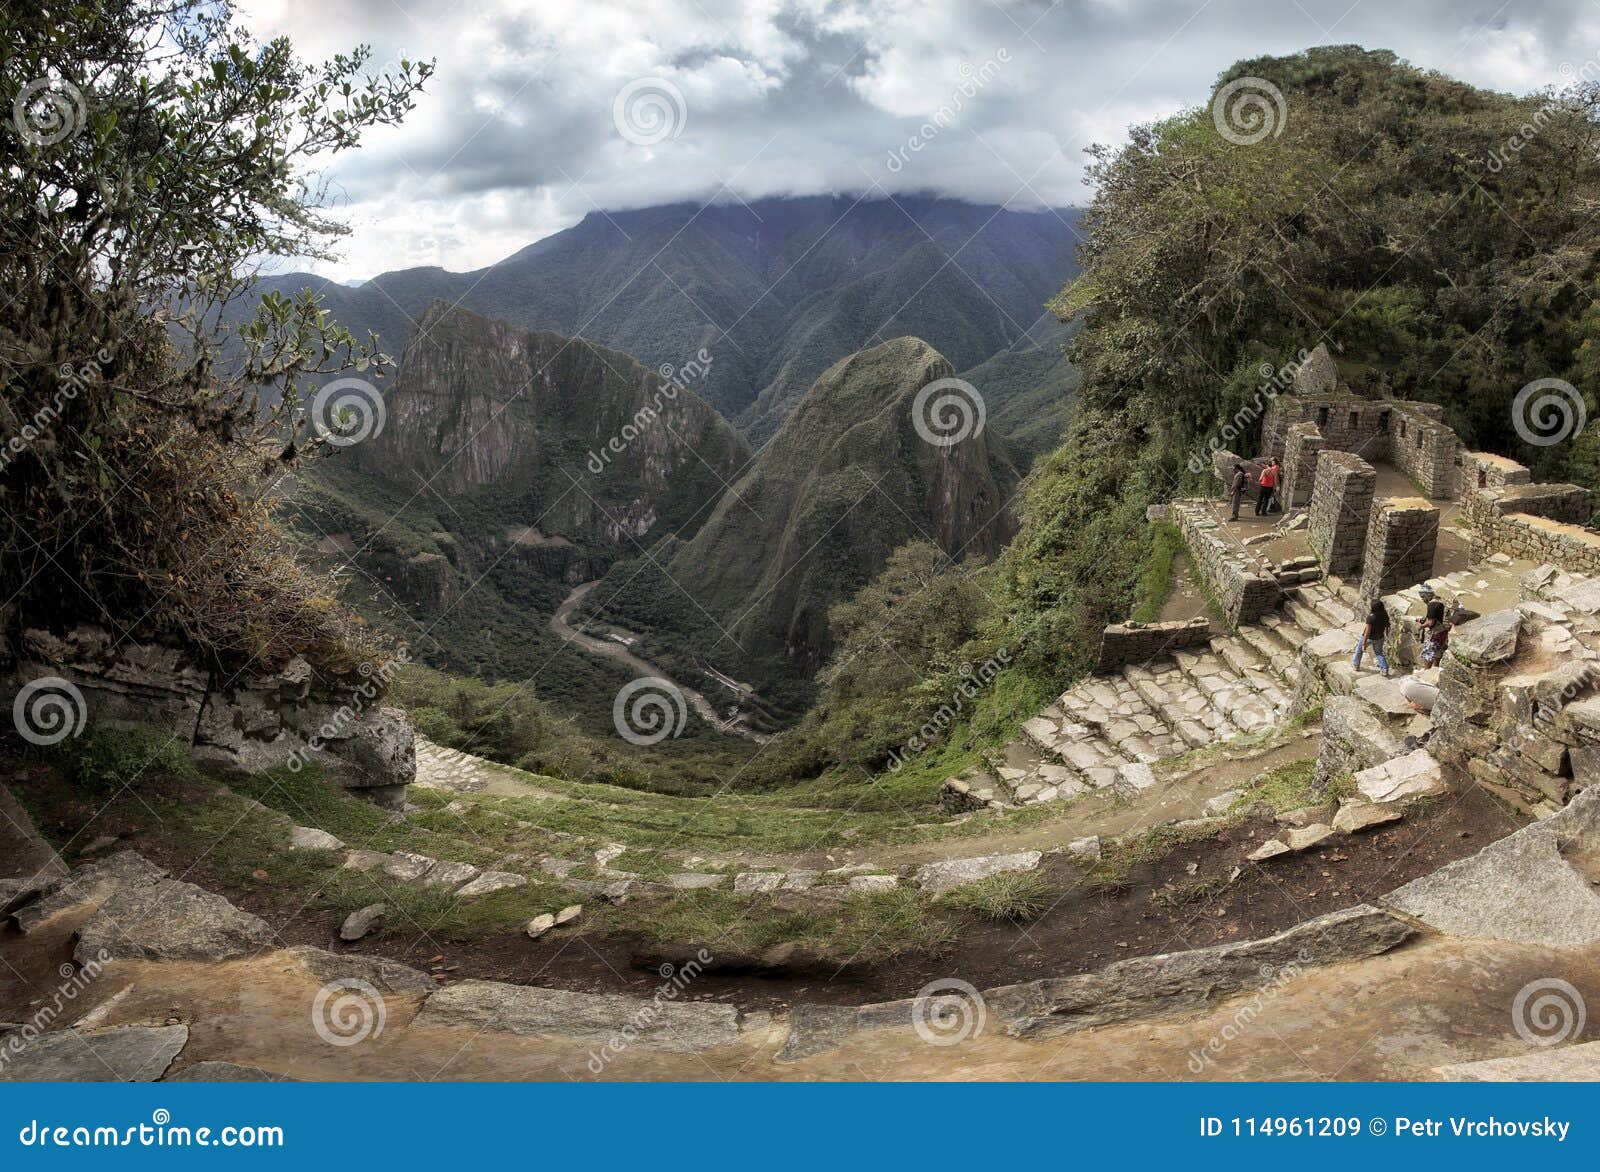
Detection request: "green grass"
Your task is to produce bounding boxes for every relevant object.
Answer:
[942,871,1052,921]
[1130,522,1185,624]
[1228,758,1318,814]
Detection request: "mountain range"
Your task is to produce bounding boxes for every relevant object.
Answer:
[246,195,1081,446]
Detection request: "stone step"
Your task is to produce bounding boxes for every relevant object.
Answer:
[1170,651,1255,737]
[1211,635,1266,676]
[1284,598,1328,637]
[1237,623,1299,678]
[1313,597,1358,628]
[1262,613,1310,650]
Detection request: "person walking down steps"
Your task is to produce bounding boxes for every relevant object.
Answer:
[1353,597,1391,676]
[1229,463,1251,521]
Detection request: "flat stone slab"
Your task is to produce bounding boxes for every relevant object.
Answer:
[0,1025,187,1081]
[987,904,1414,1037]
[1333,801,1404,833]
[1434,1040,1600,1081]
[289,825,345,851]
[1386,790,1600,947]
[1286,824,1334,851]
[455,870,527,897]
[1451,609,1522,664]
[418,979,742,1052]
[915,851,1042,894]
[733,872,784,894]
[75,878,275,963]
[285,945,434,996]
[667,873,726,890]
[1355,750,1446,804]
[421,859,481,888]
[0,783,68,884]
[11,851,166,933]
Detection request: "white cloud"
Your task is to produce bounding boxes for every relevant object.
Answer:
[238,0,1589,279]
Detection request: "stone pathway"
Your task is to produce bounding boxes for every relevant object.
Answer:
[948,575,1360,810]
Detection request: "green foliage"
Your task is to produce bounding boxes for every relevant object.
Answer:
[943,871,1052,922]
[1230,759,1318,814]
[1130,522,1184,624]
[0,0,430,675]
[62,726,193,792]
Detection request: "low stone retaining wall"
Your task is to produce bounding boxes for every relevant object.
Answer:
[1172,501,1282,627]
[0,625,415,807]
[1094,618,1212,674]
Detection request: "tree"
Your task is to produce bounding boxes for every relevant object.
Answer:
[0,0,432,672]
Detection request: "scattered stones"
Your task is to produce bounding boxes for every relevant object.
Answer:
[538,857,582,878]
[342,850,391,872]
[1202,789,1242,817]
[340,903,387,941]
[733,872,785,894]
[1066,836,1102,863]
[1248,840,1290,862]
[0,1025,188,1082]
[525,913,556,939]
[915,851,1042,895]
[289,825,345,852]
[455,870,528,897]
[555,904,582,925]
[848,874,898,893]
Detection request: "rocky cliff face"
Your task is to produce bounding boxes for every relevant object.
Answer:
[591,337,1019,681]
[354,302,750,545]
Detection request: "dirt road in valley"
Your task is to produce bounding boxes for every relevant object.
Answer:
[549,581,764,742]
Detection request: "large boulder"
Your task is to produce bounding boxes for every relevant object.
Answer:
[10,851,167,933]
[1449,609,1522,665]
[75,878,274,963]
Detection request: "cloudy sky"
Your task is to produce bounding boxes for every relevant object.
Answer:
[237,0,1594,280]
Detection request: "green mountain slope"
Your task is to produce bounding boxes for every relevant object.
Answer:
[278,303,750,730]
[586,336,1020,713]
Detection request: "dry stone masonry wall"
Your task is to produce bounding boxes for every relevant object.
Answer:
[1308,451,1377,577]
[1093,618,1212,674]
[1172,501,1282,626]
[1359,498,1440,601]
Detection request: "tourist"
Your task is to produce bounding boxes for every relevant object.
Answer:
[1353,598,1390,676]
[1254,458,1279,516]
[1401,675,1439,713]
[1418,584,1450,667]
[1229,463,1250,521]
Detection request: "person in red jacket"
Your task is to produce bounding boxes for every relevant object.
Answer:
[1254,458,1281,515]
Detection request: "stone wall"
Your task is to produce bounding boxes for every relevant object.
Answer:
[1261,396,1393,464]
[1359,498,1440,601]
[1,626,416,808]
[1387,404,1458,499]
[1172,502,1282,627]
[1280,422,1324,509]
[1460,451,1532,493]
[1427,607,1598,815]
[1308,451,1377,577]
[1093,618,1212,674]
[1462,480,1600,574]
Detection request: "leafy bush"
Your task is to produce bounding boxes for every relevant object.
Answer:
[65,726,193,792]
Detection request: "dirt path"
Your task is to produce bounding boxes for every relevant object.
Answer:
[549,581,763,742]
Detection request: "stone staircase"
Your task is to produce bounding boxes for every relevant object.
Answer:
[947,578,1367,810]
